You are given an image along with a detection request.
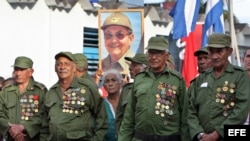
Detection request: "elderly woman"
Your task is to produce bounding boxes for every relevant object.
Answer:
[102,69,123,141]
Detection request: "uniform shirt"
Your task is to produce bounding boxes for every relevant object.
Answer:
[118,67,189,141]
[188,63,250,140]
[43,77,108,141]
[102,50,134,73]
[115,82,133,133]
[0,79,47,141]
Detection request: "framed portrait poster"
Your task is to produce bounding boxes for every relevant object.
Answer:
[98,9,144,74]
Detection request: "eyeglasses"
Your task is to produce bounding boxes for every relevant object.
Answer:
[104,31,130,40]
[146,50,166,57]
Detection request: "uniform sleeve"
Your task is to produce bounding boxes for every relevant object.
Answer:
[187,80,205,140]
[215,71,250,137]
[89,84,108,141]
[0,91,10,136]
[115,88,125,135]
[118,86,135,141]
[179,79,191,141]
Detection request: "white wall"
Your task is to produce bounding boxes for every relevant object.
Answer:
[0,1,169,88]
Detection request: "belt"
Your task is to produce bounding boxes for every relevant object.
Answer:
[133,131,181,141]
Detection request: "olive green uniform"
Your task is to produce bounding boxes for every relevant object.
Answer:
[116,82,133,133]
[188,63,250,140]
[43,76,108,141]
[0,79,47,141]
[118,67,189,141]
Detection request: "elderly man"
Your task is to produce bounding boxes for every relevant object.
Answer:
[116,53,148,133]
[188,34,250,141]
[194,47,212,73]
[43,51,108,141]
[101,12,135,73]
[0,56,47,141]
[118,37,188,141]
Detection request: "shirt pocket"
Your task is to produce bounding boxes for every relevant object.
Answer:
[5,101,17,121]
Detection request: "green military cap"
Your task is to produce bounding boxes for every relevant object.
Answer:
[125,53,149,66]
[168,55,175,66]
[194,47,209,56]
[13,56,33,69]
[101,12,132,31]
[208,33,231,48]
[146,36,169,51]
[74,53,88,68]
[55,51,76,63]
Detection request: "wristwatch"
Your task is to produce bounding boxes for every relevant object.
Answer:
[197,132,204,140]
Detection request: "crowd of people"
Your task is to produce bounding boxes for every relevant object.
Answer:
[0,33,250,141]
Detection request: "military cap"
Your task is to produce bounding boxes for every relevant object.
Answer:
[194,47,209,56]
[74,53,88,68]
[208,33,231,48]
[55,51,75,62]
[13,56,33,69]
[125,53,149,66]
[146,36,169,51]
[101,12,132,31]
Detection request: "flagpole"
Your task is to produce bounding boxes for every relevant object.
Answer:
[227,0,241,66]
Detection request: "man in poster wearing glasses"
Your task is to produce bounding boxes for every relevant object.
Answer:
[101,12,135,73]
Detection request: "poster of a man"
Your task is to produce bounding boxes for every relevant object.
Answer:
[98,9,144,74]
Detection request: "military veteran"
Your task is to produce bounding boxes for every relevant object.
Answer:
[43,51,108,141]
[115,53,148,134]
[188,33,250,141]
[101,12,135,73]
[118,37,189,141]
[0,56,47,141]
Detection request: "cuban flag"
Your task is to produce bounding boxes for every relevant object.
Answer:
[202,0,225,46]
[169,0,201,39]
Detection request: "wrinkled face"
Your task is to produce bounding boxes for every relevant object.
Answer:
[129,62,145,79]
[243,49,250,71]
[103,26,134,59]
[197,53,212,73]
[103,73,122,95]
[55,57,76,80]
[13,67,33,84]
[208,47,232,69]
[147,49,168,72]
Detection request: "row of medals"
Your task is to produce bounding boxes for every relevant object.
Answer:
[20,95,39,121]
[62,88,86,115]
[215,81,236,117]
[155,82,177,126]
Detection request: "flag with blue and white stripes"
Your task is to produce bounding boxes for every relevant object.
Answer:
[169,0,201,39]
[202,0,225,46]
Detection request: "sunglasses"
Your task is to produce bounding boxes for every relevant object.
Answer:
[104,31,130,40]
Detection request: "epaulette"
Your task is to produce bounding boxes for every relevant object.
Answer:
[122,82,133,88]
[169,69,183,79]
[233,65,247,71]
[2,83,15,91]
[34,81,47,91]
[78,77,96,87]
[134,71,146,77]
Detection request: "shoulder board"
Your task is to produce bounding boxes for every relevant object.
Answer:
[134,71,146,77]
[169,69,183,79]
[2,83,15,90]
[190,77,197,84]
[233,65,247,71]
[123,82,133,88]
[34,81,47,91]
[78,77,96,87]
